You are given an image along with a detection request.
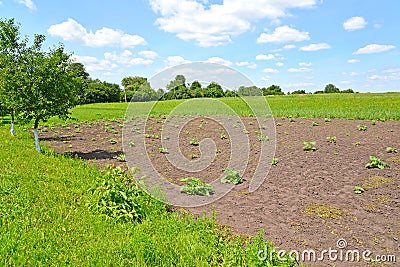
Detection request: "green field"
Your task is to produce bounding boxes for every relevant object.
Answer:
[36,93,400,125]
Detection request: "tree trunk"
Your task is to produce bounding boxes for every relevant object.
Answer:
[10,108,16,136]
[34,118,40,152]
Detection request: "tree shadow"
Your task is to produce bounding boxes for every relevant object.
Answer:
[66,150,123,160]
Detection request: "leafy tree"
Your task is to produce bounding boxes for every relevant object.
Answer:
[189,80,203,98]
[313,90,324,94]
[204,82,224,98]
[0,18,30,135]
[262,85,284,95]
[341,88,355,93]
[224,90,237,97]
[19,46,84,152]
[83,79,121,104]
[324,84,340,93]
[121,76,147,102]
[291,89,306,94]
[238,86,263,96]
[68,62,89,102]
[131,82,159,102]
[166,75,187,99]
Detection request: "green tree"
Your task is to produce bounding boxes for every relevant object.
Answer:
[83,79,121,104]
[131,82,159,102]
[238,86,263,96]
[189,80,203,98]
[0,18,30,135]
[324,84,340,93]
[341,88,355,93]
[291,89,306,94]
[121,76,147,102]
[68,62,89,102]
[19,46,83,152]
[204,82,224,98]
[166,75,187,99]
[262,85,284,95]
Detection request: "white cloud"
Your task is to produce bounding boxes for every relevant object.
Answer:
[72,55,118,72]
[353,44,396,55]
[287,82,314,87]
[206,57,232,66]
[343,16,367,31]
[283,44,296,49]
[299,62,312,67]
[256,54,275,60]
[300,43,331,51]
[165,56,191,67]
[150,0,318,47]
[257,26,310,44]
[275,62,284,67]
[261,76,271,81]
[235,61,257,69]
[287,67,312,72]
[263,68,279,73]
[104,50,153,66]
[347,59,360,63]
[48,18,147,48]
[139,50,159,59]
[17,0,36,10]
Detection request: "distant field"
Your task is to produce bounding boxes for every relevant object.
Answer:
[28,92,400,125]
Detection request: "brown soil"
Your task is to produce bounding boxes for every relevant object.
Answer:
[40,117,400,266]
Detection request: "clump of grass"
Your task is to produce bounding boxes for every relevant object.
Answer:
[303,204,342,219]
[357,124,368,131]
[362,176,394,189]
[180,177,214,196]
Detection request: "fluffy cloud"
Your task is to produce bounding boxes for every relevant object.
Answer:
[206,57,232,66]
[235,62,257,69]
[263,68,279,73]
[283,44,296,49]
[300,43,331,51]
[287,67,312,72]
[343,16,367,31]
[104,50,153,66]
[139,50,159,59]
[48,18,147,48]
[299,62,312,67]
[72,55,118,72]
[353,44,396,55]
[256,54,275,60]
[347,59,360,63]
[275,62,284,67]
[257,26,310,44]
[17,0,36,10]
[150,0,318,47]
[165,56,191,67]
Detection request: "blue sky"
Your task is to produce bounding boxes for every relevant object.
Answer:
[1,0,399,93]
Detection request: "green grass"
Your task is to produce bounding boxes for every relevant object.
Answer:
[32,93,400,125]
[0,128,295,266]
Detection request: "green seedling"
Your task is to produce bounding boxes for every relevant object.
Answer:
[365,156,389,169]
[303,141,317,151]
[180,177,214,196]
[144,133,151,138]
[371,120,377,125]
[189,154,198,159]
[312,121,319,126]
[271,157,278,166]
[159,148,168,154]
[110,139,117,145]
[326,136,336,144]
[354,186,365,194]
[357,125,368,131]
[128,141,136,147]
[220,134,227,140]
[190,139,200,146]
[116,154,126,162]
[324,118,331,122]
[221,168,243,185]
[386,147,398,153]
[151,134,159,139]
[354,142,361,146]
[258,134,270,141]
[276,122,282,126]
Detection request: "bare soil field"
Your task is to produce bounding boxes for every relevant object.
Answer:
[40,117,400,266]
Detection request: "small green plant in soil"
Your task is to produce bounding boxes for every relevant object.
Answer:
[116,153,126,162]
[110,138,117,144]
[303,141,317,151]
[221,168,243,185]
[371,120,377,125]
[159,147,169,154]
[354,186,365,194]
[312,121,319,126]
[144,133,151,138]
[303,204,342,219]
[128,141,136,147]
[357,124,368,131]
[220,133,227,140]
[189,153,198,159]
[151,134,159,139]
[326,136,336,144]
[190,139,200,146]
[258,133,270,141]
[354,142,361,146]
[271,157,278,166]
[386,147,398,153]
[180,177,214,196]
[276,122,282,126]
[365,156,389,169]
[324,118,331,122]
